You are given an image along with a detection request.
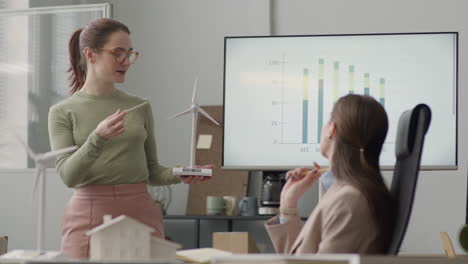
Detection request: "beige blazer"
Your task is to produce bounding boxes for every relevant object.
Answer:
[265,182,382,254]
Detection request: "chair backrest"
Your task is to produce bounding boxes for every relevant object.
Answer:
[387,104,431,255]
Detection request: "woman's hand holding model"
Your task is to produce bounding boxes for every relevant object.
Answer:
[179,165,214,184]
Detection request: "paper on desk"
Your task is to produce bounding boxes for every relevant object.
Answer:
[212,254,360,264]
[177,248,232,264]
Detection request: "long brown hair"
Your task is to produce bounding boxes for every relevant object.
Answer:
[330,94,395,251]
[68,18,130,94]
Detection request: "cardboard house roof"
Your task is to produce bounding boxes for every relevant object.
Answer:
[86,215,155,236]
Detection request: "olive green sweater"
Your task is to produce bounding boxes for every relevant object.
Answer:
[48,89,181,188]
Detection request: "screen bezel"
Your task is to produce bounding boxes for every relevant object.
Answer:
[222,32,459,171]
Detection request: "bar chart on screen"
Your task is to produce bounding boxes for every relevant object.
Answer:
[264,53,396,154]
[223,33,457,168]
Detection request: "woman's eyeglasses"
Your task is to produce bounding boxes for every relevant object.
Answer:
[98,48,139,64]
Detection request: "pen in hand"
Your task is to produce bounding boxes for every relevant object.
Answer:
[304,168,328,176]
[287,168,328,181]
[123,101,149,113]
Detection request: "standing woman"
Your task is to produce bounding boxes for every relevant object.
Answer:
[265,94,395,254]
[48,18,210,259]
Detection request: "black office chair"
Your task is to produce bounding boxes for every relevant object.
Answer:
[387,104,431,255]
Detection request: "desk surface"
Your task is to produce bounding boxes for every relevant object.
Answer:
[164,215,275,220]
[164,215,309,221]
[1,255,468,264]
[362,255,468,264]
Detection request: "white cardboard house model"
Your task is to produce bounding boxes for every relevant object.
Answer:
[86,215,181,261]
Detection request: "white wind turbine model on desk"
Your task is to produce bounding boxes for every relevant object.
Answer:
[169,77,220,177]
[1,135,78,260]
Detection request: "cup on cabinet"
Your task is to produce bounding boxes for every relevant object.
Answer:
[239,197,257,216]
[206,196,225,215]
[223,196,241,216]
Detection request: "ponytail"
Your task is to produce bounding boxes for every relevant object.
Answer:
[67,28,86,94]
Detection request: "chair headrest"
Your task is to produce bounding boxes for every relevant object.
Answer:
[395,104,431,160]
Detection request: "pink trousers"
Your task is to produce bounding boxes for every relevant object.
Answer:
[61,183,164,259]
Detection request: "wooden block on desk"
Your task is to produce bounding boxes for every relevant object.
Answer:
[213,232,259,254]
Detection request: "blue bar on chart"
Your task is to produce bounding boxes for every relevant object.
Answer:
[379,78,385,107]
[302,68,309,144]
[349,65,355,94]
[318,58,324,143]
[364,73,370,95]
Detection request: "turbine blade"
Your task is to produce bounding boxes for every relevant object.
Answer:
[168,107,193,119]
[41,145,78,160]
[197,106,220,126]
[13,133,36,159]
[192,77,198,104]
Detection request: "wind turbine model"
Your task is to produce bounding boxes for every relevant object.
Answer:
[1,136,78,260]
[169,77,220,177]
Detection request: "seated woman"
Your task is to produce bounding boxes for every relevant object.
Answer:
[265,94,395,254]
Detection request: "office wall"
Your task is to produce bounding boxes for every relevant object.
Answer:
[271,0,468,254]
[1,0,270,251]
[1,0,466,254]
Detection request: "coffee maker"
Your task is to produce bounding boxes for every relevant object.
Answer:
[258,171,286,215]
